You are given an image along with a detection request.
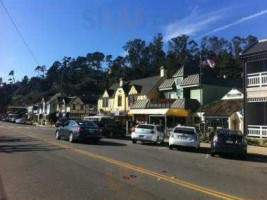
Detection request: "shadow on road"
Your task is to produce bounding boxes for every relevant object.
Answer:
[0,135,64,154]
[216,153,267,163]
[0,135,37,143]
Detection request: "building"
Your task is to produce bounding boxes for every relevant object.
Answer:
[241,39,267,138]
[197,88,244,134]
[97,66,167,116]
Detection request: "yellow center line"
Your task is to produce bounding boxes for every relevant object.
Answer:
[7,126,246,200]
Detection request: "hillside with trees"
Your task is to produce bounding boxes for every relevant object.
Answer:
[0,34,257,111]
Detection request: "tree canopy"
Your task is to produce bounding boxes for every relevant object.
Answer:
[0,34,257,111]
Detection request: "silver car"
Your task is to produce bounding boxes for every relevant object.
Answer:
[169,126,200,150]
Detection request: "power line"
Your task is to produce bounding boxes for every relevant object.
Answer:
[0,0,39,65]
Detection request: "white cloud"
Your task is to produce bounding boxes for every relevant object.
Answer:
[199,9,267,38]
[164,8,225,41]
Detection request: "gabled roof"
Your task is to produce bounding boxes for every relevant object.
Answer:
[180,74,199,87]
[48,93,68,104]
[158,78,175,91]
[199,99,243,117]
[130,76,162,95]
[66,97,78,106]
[173,66,184,77]
[241,39,267,57]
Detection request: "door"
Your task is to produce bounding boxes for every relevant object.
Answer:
[61,121,70,139]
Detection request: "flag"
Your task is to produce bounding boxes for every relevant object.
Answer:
[202,59,216,68]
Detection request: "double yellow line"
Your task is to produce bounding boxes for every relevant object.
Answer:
[8,126,245,200]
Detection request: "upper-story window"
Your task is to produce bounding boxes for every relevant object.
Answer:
[80,104,84,110]
[128,94,137,106]
[118,95,122,107]
[72,104,76,110]
[103,98,109,108]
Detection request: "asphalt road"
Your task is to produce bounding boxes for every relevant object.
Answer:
[0,122,266,200]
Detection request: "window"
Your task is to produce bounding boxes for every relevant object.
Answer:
[103,98,109,107]
[118,95,122,107]
[80,104,84,110]
[128,95,137,106]
[72,104,76,110]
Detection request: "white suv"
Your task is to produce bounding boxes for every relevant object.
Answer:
[169,126,200,150]
[131,124,165,145]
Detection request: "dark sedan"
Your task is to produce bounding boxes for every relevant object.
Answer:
[55,120,102,143]
[211,129,247,159]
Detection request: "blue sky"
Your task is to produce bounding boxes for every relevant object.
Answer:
[1,0,267,81]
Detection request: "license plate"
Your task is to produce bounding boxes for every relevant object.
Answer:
[139,135,144,138]
[226,140,234,144]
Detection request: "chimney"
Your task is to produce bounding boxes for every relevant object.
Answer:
[160,66,167,77]
[119,78,124,87]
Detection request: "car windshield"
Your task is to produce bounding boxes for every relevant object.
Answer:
[76,121,98,128]
[174,128,195,135]
[137,125,154,129]
[216,129,242,136]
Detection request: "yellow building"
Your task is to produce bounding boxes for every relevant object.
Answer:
[98,66,167,116]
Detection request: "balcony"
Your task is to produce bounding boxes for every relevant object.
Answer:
[248,125,267,138]
[247,72,267,87]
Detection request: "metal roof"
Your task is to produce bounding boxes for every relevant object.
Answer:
[158,78,175,90]
[180,74,199,87]
[241,39,267,57]
[172,66,184,77]
[131,99,149,109]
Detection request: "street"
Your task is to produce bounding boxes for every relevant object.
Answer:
[0,121,266,200]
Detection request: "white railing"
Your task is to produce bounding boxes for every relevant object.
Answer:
[247,72,267,87]
[248,125,267,138]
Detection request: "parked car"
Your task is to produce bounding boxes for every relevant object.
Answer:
[210,129,247,159]
[55,120,102,143]
[169,126,200,150]
[10,114,21,123]
[55,118,68,128]
[15,117,26,124]
[131,124,164,145]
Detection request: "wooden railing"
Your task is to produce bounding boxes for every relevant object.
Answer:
[247,72,267,87]
[248,125,267,138]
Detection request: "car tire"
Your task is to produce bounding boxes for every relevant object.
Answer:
[132,139,137,144]
[69,133,75,143]
[169,145,173,150]
[210,152,215,157]
[155,136,163,145]
[55,131,60,140]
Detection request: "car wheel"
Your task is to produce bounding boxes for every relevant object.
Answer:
[169,145,173,150]
[55,131,60,140]
[132,139,137,144]
[155,136,163,145]
[69,133,75,143]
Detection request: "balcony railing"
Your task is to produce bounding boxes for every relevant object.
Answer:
[247,72,267,87]
[248,125,267,138]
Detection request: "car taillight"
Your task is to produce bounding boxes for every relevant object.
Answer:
[76,127,81,132]
[131,128,135,133]
[213,135,218,143]
[151,130,155,134]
